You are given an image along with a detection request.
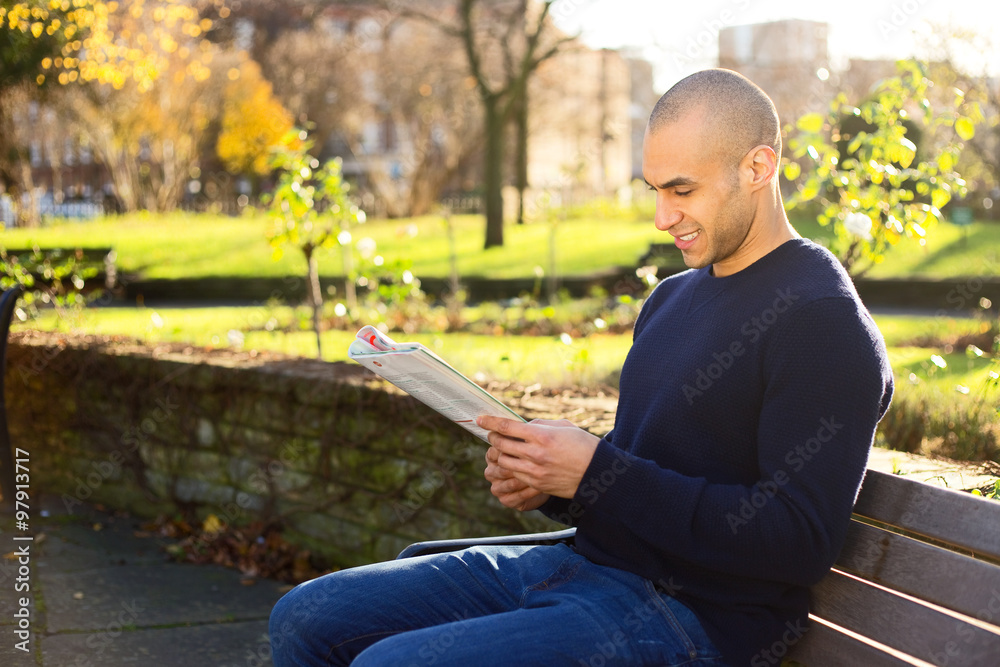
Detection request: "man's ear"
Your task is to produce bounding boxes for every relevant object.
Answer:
[743,145,778,192]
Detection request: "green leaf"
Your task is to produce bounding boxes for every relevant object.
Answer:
[796,113,824,133]
[783,162,801,180]
[847,133,865,155]
[799,180,820,201]
[955,116,975,141]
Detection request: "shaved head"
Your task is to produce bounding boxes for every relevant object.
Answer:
[648,69,781,168]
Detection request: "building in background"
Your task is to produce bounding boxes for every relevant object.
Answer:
[627,55,660,181]
[718,19,833,124]
[527,47,634,209]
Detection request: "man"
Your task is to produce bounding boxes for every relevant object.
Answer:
[269,69,894,666]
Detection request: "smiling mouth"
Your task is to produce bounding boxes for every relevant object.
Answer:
[675,231,699,242]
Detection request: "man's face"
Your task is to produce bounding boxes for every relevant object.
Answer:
[641,111,755,273]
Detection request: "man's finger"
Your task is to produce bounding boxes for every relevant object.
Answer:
[496,450,538,480]
[477,415,535,441]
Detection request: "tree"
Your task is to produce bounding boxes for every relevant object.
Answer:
[348,13,482,218]
[256,5,482,219]
[0,0,70,225]
[403,0,574,247]
[216,58,294,186]
[1,0,220,91]
[785,61,982,276]
[1,0,224,212]
[915,25,1000,203]
[264,131,367,358]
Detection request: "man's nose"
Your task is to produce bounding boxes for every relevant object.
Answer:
[655,203,683,232]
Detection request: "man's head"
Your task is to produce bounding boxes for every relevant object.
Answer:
[642,69,790,276]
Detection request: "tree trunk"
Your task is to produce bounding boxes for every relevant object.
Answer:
[304,245,323,359]
[483,100,505,249]
[16,159,40,228]
[515,89,529,225]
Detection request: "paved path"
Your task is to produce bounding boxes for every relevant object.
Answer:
[0,495,287,667]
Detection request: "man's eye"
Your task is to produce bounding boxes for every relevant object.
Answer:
[646,185,656,192]
[675,190,692,196]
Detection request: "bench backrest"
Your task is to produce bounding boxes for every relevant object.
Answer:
[0,286,24,509]
[786,469,1000,666]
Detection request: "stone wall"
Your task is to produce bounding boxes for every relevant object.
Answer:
[5,332,558,567]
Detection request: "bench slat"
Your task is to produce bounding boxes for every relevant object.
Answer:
[835,520,1000,624]
[853,470,1000,561]
[784,619,910,666]
[809,569,1000,665]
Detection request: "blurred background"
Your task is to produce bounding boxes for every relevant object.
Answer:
[2,4,1000,663]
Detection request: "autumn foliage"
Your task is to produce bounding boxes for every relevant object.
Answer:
[1,0,223,90]
[217,58,294,177]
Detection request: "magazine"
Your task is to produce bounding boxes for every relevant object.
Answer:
[348,325,525,443]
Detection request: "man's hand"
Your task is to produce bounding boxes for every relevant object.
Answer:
[478,416,600,500]
[484,444,550,511]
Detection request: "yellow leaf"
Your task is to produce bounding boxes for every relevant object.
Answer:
[938,152,955,173]
[931,188,951,210]
[202,514,224,535]
[796,113,824,133]
[955,117,975,141]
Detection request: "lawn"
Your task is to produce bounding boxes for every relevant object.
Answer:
[0,210,673,281]
[18,305,1000,461]
[19,305,996,394]
[2,209,999,281]
[20,304,635,386]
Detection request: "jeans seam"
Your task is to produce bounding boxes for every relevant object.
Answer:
[518,553,583,607]
[327,629,401,664]
[643,580,699,660]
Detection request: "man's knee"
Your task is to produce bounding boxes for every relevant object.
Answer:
[268,579,341,653]
[351,633,420,667]
[268,585,302,655]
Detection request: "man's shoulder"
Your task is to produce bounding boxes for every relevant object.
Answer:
[770,238,859,305]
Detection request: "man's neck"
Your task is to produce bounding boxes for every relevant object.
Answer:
[712,197,798,277]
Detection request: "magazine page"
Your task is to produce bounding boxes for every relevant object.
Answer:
[348,326,524,442]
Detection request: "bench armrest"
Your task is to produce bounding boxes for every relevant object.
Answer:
[396,528,577,559]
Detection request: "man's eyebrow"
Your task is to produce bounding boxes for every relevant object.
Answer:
[645,176,697,190]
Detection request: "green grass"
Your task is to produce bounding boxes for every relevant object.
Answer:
[19,307,998,393]
[873,313,994,348]
[20,306,1000,460]
[795,217,1000,279]
[2,210,998,282]
[0,210,669,281]
[19,305,633,387]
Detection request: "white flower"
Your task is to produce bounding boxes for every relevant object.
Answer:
[843,211,873,239]
[356,236,377,259]
[227,329,245,348]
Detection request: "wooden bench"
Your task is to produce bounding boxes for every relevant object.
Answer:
[0,286,24,510]
[399,469,1000,665]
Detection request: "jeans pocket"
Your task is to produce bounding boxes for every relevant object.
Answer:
[638,581,724,664]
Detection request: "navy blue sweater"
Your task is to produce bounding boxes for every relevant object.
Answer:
[541,238,894,666]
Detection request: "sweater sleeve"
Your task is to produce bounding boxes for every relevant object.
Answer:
[538,426,616,525]
[572,297,893,586]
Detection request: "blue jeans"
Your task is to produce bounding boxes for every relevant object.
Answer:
[268,543,725,666]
